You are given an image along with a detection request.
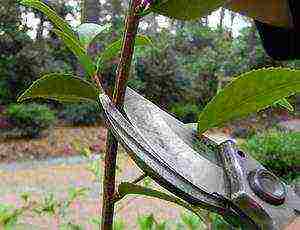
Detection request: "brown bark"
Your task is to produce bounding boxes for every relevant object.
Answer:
[101,0,141,229]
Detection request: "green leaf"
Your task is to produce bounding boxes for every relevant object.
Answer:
[53,29,95,77]
[117,183,205,221]
[68,187,89,202]
[180,212,204,230]
[198,68,300,134]
[96,35,153,71]
[76,23,111,50]
[18,74,99,103]
[151,0,226,20]
[59,223,84,230]
[90,217,101,227]
[114,219,125,230]
[137,214,155,230]
[20,0,76,40]
[20,1,95,77]
[0,204,19,230]
[273,98,294,112]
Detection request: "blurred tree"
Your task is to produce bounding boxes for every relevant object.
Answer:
[0,0,75,105]
[36,13,45,41]
[1,0,296,116]
[248,20,258,66]
[81,0,101,23]
[111,0,123,32]
[219,8,225,30]
[0,0,19,28]
[0,0,29,104]
[133,30,185,109]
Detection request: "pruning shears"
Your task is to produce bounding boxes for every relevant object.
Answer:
[98,0,300,228]
[99,88,300,229]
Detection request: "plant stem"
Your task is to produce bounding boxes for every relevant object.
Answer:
[101,0,142,229]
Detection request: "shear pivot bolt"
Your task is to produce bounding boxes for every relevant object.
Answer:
[248,169,286,206]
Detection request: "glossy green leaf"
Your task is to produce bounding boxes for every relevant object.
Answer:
[76,23,111,50]
[117,183,205,221]
[20,1,95,77]
[96,35,153,71]
[20,0,76,40]
[18,74,99,103]
[151,0,226,20]
[198,68,300,134]
[53,29,95,77]
[273,98,294,112]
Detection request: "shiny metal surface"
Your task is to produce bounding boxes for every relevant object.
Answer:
[248,169,287,206]
[99,90,227,212]
[99,87,300,229]
[123,88,226,196]
[219,141,300,229]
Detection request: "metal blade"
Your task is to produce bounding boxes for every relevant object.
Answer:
[123,88,227,197]
[99,89,228,211]
[122,88,300,229]
[100,87,299,228]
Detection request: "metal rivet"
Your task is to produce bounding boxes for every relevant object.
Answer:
[248,169,286,206]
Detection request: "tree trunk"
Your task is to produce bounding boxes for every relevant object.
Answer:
[230,11,236,35]
[81,0,101,23]
[219,8,226,30]
[111,0,122,28]
[149,14,158,33]
[203,16,209,26]
[230,11,236,28]
[79,0,101,75]
[248,20,257,67]
[36,14,45,41]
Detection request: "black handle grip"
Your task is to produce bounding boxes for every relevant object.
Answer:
[255,0,300,60]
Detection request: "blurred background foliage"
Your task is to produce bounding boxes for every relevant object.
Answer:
[0,0,300,140]
[0,1,299,229]
[1,0,298,113]
[0,0,298,161]
[242,131,300,182]
[0,0,298,178]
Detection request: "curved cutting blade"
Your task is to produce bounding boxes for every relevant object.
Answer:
[123,88,227,196]
[99,88,228,211]
[100,87,300,228]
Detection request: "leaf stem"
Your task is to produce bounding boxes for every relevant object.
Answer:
[101,0,142,229]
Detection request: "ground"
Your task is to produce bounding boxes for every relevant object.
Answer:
[0,125,107,163]
[0,118,299,229]
[0,152,187,229]
[279,119,300,132]
[0,124,187,229]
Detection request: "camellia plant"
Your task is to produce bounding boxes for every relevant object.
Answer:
[18,0,300,229]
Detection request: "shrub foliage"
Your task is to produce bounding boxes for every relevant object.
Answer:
[5,103,56,138]
[241,131,300,182]
[58,103,102,126]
